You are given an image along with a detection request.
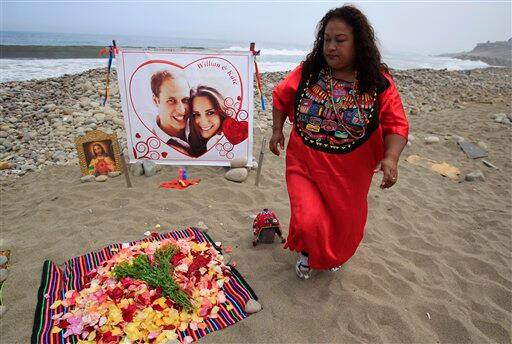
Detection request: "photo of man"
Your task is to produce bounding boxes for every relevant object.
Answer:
[151,70,191,155]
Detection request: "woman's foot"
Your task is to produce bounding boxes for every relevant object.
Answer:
[295,253,311,280]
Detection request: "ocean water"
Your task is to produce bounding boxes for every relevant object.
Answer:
[1,31,490,82]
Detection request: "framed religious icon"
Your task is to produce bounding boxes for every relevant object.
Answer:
[75,130,122,176]
[116,48,254,166]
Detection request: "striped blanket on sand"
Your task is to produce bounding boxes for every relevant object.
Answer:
[31,227,258,343]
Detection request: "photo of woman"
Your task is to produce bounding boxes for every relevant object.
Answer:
[187,86,228,157]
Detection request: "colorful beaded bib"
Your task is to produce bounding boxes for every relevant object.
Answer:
[293,69,381,154]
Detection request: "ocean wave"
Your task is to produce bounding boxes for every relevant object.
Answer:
[257,61,299,73]
[0,58,108,82]
[383,53,490,70]
[0,54,492,83]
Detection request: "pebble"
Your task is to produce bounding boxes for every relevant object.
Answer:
[0,131,7,138]
[0,268,8,283]
[0,255,7,265]
[108,171,121,178]
[450,135,465,143]
[491,113,507,120]
[195,221,209,232]
[501,117,512,125]
[130,161,144,176]
[477,141,488,151]
[84,117,97,125]
[112,117,125,126]
[80,175,95,183]
[230,157,248,168]
[0,306,6,318]
[465,170,485,182]
[94,113,106,123]
[245,299,262,314]
[142,160,157,177]
[52,150,67,162]
[408,134,415,141]
[225,168,248,182]
[424,135,440,144]
[21,164,37,172]
[95,175,108,182]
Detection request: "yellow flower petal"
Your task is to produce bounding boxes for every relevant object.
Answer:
[50,300,62,309]
[124,322,142,341]
[179,322,188,331]
[108,305,123,325]
[50,326,61,334]
[87,331,96,341]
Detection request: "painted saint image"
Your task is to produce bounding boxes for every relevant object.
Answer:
[84,141,116,176]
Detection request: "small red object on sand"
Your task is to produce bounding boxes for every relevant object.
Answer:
[160,179,200,190]
[252,208,286,246]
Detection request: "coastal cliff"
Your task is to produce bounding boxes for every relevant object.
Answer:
[441,38,512,67]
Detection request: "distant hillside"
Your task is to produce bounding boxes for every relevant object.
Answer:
[440,38,511,67]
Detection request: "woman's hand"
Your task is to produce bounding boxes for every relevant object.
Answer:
[374,156,398,189]
[269,130,285,156]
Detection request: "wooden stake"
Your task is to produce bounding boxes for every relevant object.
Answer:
[255,138,266,187]
[120,152,132,188]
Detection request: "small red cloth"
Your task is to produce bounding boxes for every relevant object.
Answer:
[160,179,200,189]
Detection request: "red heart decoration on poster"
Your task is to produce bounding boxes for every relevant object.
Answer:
[222,117,248,145]
[128,58,245,158]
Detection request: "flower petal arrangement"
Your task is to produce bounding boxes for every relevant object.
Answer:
[32,228,258,344]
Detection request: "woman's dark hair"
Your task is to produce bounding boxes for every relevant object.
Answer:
[302,4,389,93]
[187,86,228,157]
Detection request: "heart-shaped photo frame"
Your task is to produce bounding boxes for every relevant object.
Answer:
[127,57,249,158]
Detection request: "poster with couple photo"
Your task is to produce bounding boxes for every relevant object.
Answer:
[116,48,254,166]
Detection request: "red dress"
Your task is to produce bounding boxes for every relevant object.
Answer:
[273,65,409,269]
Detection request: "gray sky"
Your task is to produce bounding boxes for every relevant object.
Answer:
[2,1,511,54]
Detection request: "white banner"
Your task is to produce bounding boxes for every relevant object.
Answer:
[116,48,254,166]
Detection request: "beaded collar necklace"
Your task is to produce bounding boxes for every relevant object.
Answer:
[325,67,370,140]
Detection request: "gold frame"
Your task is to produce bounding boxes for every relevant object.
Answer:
[75,130,122,176]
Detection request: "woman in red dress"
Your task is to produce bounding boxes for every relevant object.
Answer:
[270,5,409,279]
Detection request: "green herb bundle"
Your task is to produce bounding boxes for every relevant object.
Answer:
[113,244,192,310]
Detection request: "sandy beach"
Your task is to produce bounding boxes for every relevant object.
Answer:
[1,67,511,343]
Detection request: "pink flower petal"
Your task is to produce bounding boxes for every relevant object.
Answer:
[51,312,63,320]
